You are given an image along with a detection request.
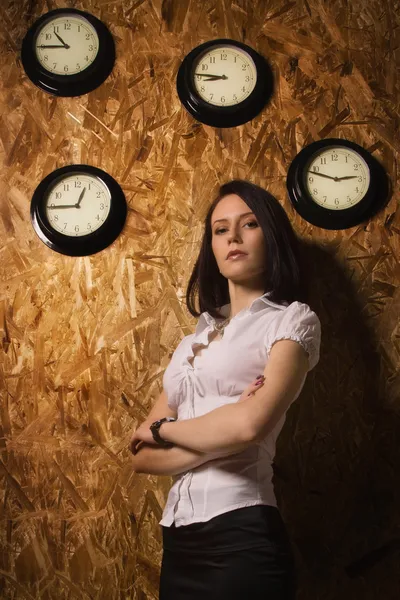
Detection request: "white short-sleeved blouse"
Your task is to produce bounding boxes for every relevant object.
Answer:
[160,291,321,527]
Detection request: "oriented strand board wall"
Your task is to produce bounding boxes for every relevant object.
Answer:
[0,0,399,598]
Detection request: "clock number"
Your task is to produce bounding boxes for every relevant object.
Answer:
[200,86,205,92]
[355,187,359,193]
[87,223,92,230]
[353,164,359,170]
[358,176,362,182]
[334,198,339,205]
[221,53,227,60]
[64,184,69,191]
[54,26,59,33]
[75,180,82,188]
[210,56,216,63]
[312,166,320,172]
[75,225,79,232]
[44,55,48,61]
[78,25,81,32]
[96,215,100,220]
[209,93,214,100]
[345,156,348,163]
[242,86,246,92]
[202,64,208,71]
[96,191,101,198]
[50,203,55,207]
[85,56,89,62]
[320,158,327,165]
[245,76,250,81]
[45,33,51,40]
[313,188,318,195]
[53,63,57,68]
[54,215,58,221]
[64,223,67,229]
[221,96,225,103]
[88,183,91,190]
[64,65,68,72]
[86,33,90,40]
[241,64,247,70]
[323,196,327,202]
[89,45,94,51]
[308,177,314,182]
[234,56,237,62]
[76,63,80,70]
[55,192,61,199]
[331,153,338,161]
[347,196,351,201]
[64,23,71,30]
[100,203,105,210]
[233,94,238,101]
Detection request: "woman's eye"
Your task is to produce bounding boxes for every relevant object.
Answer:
[215,221,257,234]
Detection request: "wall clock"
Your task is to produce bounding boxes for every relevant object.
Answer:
[286,138,390,230]
[21,8,115,97]
[176,38,274,127]
[30,165,127,256]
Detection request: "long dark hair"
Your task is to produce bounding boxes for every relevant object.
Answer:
[186,179,308,320]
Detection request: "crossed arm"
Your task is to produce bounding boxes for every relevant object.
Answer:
[133,339,309,475]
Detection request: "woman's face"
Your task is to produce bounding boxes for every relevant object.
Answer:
[211,194,267,283]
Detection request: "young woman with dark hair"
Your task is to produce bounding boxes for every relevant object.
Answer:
[130,179,321,600]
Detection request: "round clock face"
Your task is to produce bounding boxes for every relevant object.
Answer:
[35,14,99,75]
[193,45,257,107]
[286,138,390,230]
[45,173,111,237]
[177,38,274,128]
[30,165,127,256]
[304,146,371,210]
[21,8,115,97]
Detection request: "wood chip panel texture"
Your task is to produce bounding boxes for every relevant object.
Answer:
[0,0,399,598]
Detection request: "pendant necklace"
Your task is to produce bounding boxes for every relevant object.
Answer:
[214,316,231,338]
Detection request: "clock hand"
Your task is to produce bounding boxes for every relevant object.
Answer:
[195,73,228,80]
[202,75,228,81]
[53,29,70,49]
[308,171,337,181]
[48,204,77,209]
[37,44,70,48]
[76,187,86,207]
[336,175,359,181]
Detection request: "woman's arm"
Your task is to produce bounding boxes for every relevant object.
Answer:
[132,441,251,476]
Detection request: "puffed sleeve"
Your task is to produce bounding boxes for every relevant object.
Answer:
[264,301,321,372]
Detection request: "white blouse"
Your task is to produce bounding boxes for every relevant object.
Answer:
[160,292,321,528]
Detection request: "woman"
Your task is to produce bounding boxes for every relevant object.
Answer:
[130,179,321,599]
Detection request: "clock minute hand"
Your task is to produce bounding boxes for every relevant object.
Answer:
[48,204,77,209]
[308,171,338,181]
[195,73,228,80]
[76,187,86,207]
[53,30,70,49]
[37,44,69,48]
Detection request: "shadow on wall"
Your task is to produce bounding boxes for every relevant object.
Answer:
[273,240,400,598]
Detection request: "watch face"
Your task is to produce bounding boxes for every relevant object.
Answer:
[286,138,390,230]
[21,8,115,97]
[35,14,99,75]
[304,146,371,210]
[45,172,111,237]
[193,44,257,107]
[30,165,127,256]
[177,38,274,127]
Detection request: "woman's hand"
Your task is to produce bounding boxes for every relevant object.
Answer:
[130,419,158,455]
[237,375,265,403]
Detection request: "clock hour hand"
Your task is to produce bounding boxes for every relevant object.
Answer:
[48,204,77,209]
[336,175,359,181]
[76,187,86,207]
[37,44,69,48]
[53,29,70,49]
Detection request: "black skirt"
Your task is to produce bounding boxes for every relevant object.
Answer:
[159,504,296,600]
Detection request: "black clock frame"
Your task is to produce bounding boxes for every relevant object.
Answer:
[30,165,127,256]
[176,38,274,128]
[286,138,390,230]
[21,8,115,97]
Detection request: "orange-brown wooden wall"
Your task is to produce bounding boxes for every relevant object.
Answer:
[0,0,399,598]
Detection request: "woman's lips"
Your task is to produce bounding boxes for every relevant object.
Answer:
[227,253,247,260]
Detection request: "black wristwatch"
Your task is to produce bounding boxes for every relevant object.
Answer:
[150,417,176,448]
